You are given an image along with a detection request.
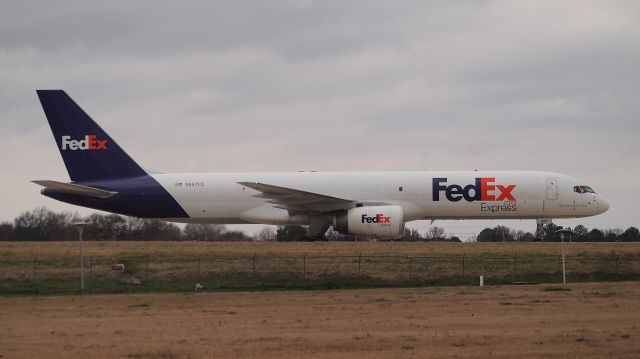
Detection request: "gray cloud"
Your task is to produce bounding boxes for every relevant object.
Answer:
[1,0,639,237]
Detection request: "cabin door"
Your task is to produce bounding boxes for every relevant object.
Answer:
[546,178,558,200]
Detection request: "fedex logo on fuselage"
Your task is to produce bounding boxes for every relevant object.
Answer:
[61,135,108,151]
[433,177,516,202]
[361,214,391,223]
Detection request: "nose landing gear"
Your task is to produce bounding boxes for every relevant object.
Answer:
[535,218,552,241]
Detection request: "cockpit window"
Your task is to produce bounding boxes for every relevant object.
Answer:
[574,186,595,194]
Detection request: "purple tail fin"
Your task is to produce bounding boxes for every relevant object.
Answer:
[36,90,147,182]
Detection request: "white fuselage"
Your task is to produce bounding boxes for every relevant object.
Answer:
[151,170,608,225]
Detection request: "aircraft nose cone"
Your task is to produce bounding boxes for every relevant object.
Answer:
[599,198,609,213]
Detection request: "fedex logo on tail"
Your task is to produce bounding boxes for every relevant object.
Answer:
[61,135,108,151]
[433,178,516,202]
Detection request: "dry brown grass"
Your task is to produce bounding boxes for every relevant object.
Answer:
[1,282,640,358]
[2,242,639,288]
[2,240,639,259]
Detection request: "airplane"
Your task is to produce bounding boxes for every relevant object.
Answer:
[33,90,609,239]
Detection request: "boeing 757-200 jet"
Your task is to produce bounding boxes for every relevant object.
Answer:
[33,90,609,239]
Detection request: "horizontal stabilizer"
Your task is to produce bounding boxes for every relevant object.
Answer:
[32,180,118,199]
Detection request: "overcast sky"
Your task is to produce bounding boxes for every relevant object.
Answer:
[1,1,639,238]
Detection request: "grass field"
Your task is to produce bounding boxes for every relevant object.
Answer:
[1,282,640,358]
[3,240,640,258]
[1,241,640,295]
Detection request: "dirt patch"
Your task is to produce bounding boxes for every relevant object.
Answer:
[1,282,640,358]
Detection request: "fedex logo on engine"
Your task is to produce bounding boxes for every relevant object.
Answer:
[361,214,391,224]
[61,135,108,151]
[432,177,516,202]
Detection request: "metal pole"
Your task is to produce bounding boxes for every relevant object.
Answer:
[555,230,573,285]
[303,253,307,287]
[561,235,567,284]
[358,253,362,277]
[32,256,37,280]
[408,256,413,276]
[513,254,517,282]
[79,226,85,293]
[461,254,465,284]
[145,255,150,283]
[252,253,257,289]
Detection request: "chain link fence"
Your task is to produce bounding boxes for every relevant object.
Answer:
[1,253,639,294]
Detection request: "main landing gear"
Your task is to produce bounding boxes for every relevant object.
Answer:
[307,214,331,241]
[535,218,552,241]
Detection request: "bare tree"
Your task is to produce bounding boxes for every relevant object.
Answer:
[493,225,514,242]
[255,227,276,241]
[184,224,226,241]
[404,228,423,241]
[13,207,79,241]
[426,226,446,241]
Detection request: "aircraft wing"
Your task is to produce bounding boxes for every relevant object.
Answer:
[237,182,354,213]
[32,180,118,199]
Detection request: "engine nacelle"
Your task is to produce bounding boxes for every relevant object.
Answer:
[334,205,405,239]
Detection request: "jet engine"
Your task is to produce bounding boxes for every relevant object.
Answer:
[333,205,404,239]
